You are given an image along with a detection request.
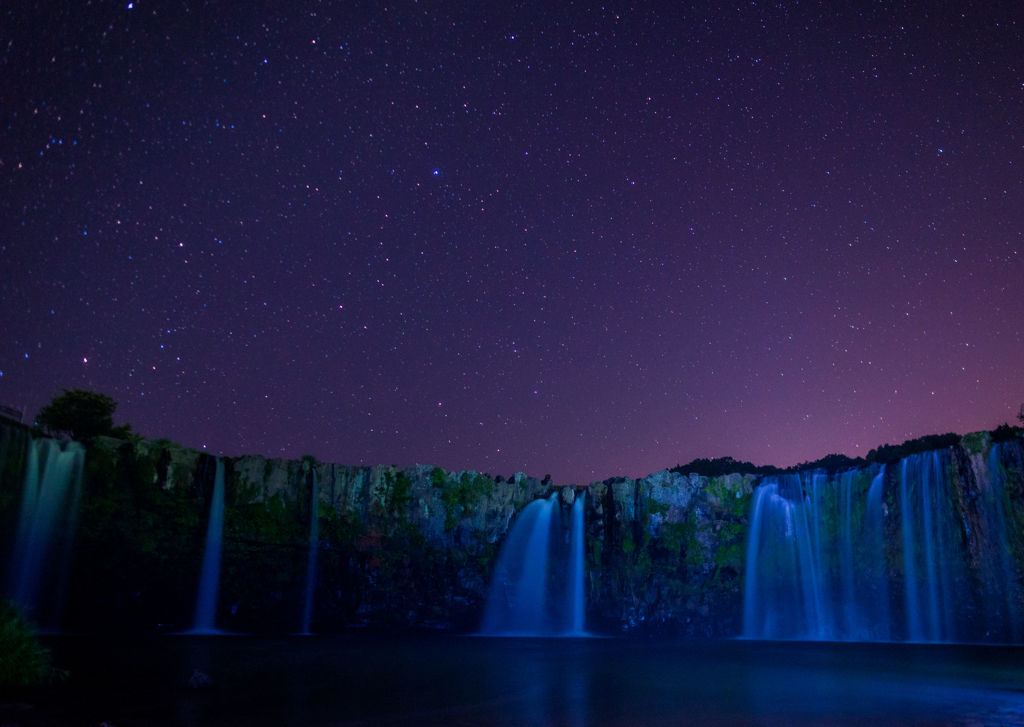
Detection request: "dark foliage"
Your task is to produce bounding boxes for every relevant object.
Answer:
[866,432,961,464]
[65,441,205,631]
[672,432,974,478]
[671,452,872,478]
[992,423,1024,443]
[0,600,59,687]
[670,457,782,478]
[783,453,867,474]
[35,389,117,441]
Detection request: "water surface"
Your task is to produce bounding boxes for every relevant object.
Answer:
[6,636,1024,726]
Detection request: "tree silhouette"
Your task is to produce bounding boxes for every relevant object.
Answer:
[35,389,117,441]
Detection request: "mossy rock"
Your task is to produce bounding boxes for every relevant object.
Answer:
[961,432,988,456]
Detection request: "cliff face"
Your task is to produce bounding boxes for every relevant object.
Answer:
[61,435,554,632]
[585,471,755,636]
[1,421,1022,638]
[0,422,751,634]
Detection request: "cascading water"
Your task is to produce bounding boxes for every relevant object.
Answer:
[6,437,85,625]
[975,443,1021,642]
[564,490,586,636]
[481,491,587,636]
[863,466,890,639]
[743,465,888,640]
[745,441,1024,642]
[899,450,967,642]
[481,494,558,635]
[191,457,225,633]
[301,468,319,634]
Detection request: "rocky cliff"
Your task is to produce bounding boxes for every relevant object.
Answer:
[1,421,1022,638]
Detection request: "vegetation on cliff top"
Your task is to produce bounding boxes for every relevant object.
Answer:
[672,424,1022,479]
[670,457,782,478]
[433,468,495,530]
[28,388,1024,480]
[35,388,132,441]
[864,433,962,465]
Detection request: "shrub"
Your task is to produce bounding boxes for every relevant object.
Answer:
[866,433,961,464]
[784,453,866,474]
[992,423,1023,443]
[35,388,117,441]
[670,457,781,478]
[0,600,59,687]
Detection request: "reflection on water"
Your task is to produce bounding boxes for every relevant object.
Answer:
[20,636,1024,726]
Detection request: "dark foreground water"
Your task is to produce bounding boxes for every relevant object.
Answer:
[3,635,1024,726]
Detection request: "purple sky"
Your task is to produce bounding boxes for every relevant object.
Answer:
[2,2,1022,485]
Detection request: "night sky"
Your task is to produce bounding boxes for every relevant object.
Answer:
[2,2,1022,485]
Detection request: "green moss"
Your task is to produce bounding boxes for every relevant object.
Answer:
[471,473,495,503]
[391,471,413,519]
[591,539,602,567]
[713,521,746,570]
[635,548,652,576]
[962,432,987,456]
[615,530,653,594]
[622,531,636,555]
[228,492,303,544]
[683,522,703,571]
[647,498,669,516]
[370,470,415,526]
[706,479,753,518]
[441,471,495,530]
[731,490,753,518]
[658,522,689,560]
[319,508,363,546]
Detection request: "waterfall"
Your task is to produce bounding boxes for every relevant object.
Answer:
[744,441,1024,643]
[863,466,890,639]
[743,466,888,640]
[191,457,225,633]
[481,490,589,636]
[301,468,319,634]
[481,494,560,635]
[565,490,586,636]
[900,451,963,642]
[743,479,815,639]
[6,437,85,625]
[899,464,921,640]
[977,443,1020,642]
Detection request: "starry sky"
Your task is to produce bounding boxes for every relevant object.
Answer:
[2,1,1022,485]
